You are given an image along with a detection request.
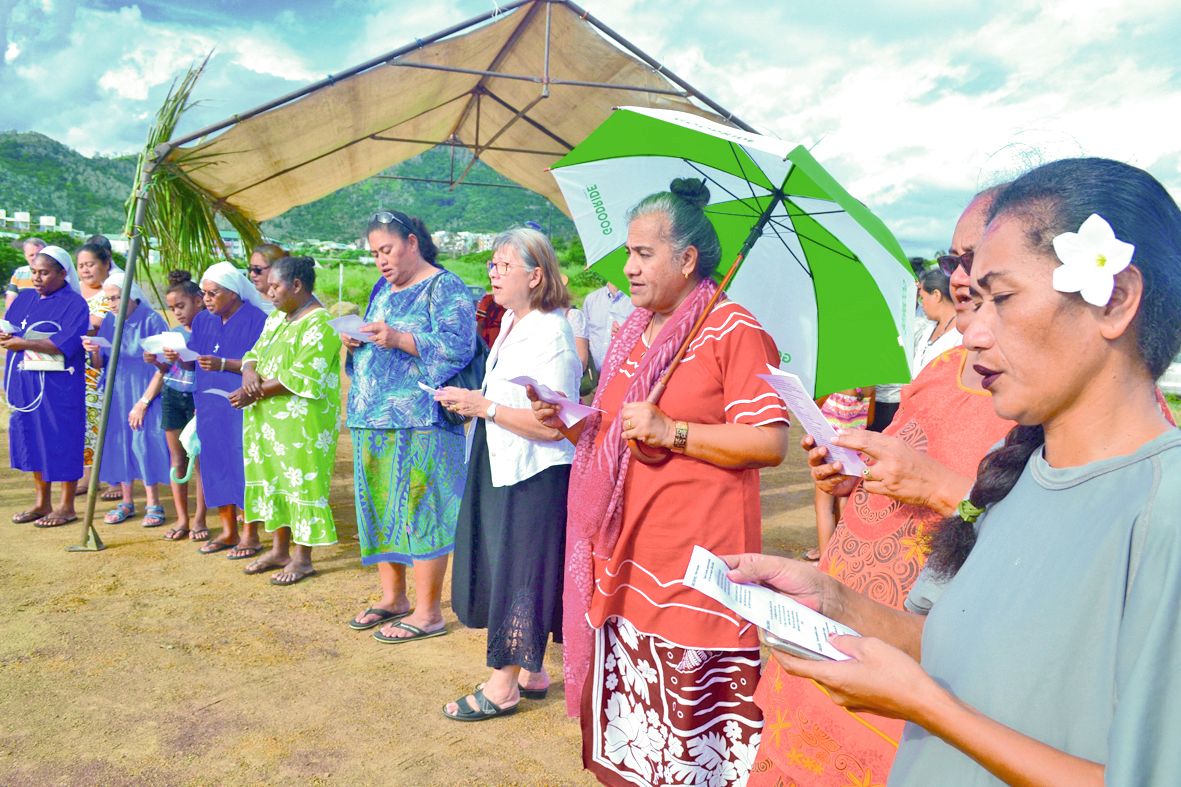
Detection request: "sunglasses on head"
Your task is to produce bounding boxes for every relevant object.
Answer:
[371,211,413,233]
[936,250,974,277]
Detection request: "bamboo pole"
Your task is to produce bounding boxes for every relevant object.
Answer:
[70,161,155,552]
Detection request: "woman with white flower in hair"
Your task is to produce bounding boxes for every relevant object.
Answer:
[725,158,1181,785]
[228,256,341,585]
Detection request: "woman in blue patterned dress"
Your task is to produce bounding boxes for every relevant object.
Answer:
[344,210,476,643]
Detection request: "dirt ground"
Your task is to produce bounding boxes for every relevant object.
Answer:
[0,422,817,786]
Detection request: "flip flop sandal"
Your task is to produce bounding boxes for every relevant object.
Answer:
[443,688,519,722]
[11,510,49,524]
[244,558,288,575]
[271,567,317,586]
[373,621,448,644]
[802,547,821,562]
[100,487,123,501]
[189,527,210,542]
[198,540,237,555]
[163,526,190,541]
[34,514,78,528]
[142,505,166,528]
[348,607,411,631]
[103,502,136,525]
[226,545,263,561]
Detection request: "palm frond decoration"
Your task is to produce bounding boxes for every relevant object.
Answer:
[125,53,263,306]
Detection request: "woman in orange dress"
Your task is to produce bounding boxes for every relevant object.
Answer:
[534,178,790,787]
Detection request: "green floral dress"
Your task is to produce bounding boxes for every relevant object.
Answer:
[242,307,342,546]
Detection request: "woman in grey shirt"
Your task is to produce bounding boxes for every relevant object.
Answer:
[725,157,1181,785]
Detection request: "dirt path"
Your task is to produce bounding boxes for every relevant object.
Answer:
[0,423,816,786]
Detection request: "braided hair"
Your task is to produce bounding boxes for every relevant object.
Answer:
[926,158,1181,579]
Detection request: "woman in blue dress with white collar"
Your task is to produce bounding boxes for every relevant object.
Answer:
[437,228,582,721]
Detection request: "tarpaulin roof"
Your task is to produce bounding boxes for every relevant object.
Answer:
[162,0,751,223]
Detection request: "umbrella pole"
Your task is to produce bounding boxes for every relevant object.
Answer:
[629,189,784,464]
[70,168,153,552]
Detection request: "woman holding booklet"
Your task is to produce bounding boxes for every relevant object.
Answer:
[727,158,1181,785]
[170,262,268,555]
[748,189,1015,785]
[84,270,171,526]
[532,179,790,786]
[342,210,475,642]
[436,228,581,721]
[2,245,89,527]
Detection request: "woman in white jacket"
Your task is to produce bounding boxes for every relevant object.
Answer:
[436,228,582,721]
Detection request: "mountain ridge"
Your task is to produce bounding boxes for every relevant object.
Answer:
[0,131,573,244]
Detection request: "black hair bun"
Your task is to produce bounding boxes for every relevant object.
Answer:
[670,177,710,209]
[168,269,193,286]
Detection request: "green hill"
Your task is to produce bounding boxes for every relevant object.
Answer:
[0,131,573,244]
[0,131,137,234]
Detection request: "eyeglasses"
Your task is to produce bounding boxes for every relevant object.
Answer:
[248,265,269,275]
[486,260,529,277]
[371,211,413,233]
[936,250,973,277]
[202,288,226,299]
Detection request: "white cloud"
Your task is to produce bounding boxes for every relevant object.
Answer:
[1,0,1178,254]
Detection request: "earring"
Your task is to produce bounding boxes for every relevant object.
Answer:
[682,270,691,280]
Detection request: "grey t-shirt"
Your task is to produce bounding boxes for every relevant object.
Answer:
[893,428,1181,785]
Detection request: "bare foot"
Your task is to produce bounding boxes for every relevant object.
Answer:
[352,602,411,628]
[244,553,290,575]
[271,562,317,586]
[375,610,444,640]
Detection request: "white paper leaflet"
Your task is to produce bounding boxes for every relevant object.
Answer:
[682,545,859,661]
[328,314,374,343]
[757,365,868,477]
[508,375,602,428]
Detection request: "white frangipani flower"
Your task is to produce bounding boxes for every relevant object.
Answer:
[1050,214,1134,307]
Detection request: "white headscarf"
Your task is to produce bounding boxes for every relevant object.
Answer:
[38,245,81,294]
[102,269,151,306]
[201,261,273,313]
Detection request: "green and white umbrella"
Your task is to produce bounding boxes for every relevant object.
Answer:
[550,106,917,397]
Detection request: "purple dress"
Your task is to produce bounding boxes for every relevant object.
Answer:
[4,286,89,481]
[96,305,172,486]
[189,303,267,508]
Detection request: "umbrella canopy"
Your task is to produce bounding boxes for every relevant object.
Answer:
[550,107,917,397]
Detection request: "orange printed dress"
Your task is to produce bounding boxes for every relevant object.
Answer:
[583,300,790,787]
[749,347,1013,787]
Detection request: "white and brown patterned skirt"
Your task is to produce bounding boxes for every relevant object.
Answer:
[582,616,763,786]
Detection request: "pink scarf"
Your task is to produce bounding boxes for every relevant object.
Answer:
[562,278,719,716]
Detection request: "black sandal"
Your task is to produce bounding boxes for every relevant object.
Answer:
[443,688,518,722]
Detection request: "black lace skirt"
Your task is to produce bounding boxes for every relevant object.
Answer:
[451,419,570,672]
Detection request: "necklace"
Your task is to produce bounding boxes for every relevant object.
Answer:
[927,315,954,345]
[285,298,316,322]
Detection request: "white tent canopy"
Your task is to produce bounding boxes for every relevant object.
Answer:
[163,0,752,222]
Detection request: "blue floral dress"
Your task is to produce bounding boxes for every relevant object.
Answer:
[346,269,475,566]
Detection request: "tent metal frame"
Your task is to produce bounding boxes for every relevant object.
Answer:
[73,0,753,549]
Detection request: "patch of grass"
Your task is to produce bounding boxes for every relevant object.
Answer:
[315,246,603,312]
[1166,393,1181,424]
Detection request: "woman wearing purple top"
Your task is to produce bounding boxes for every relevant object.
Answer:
[85,271,172,527]
[1,246,89,527]
[166,262,268,556]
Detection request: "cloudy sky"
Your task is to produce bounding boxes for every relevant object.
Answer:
[2,0,1179,253]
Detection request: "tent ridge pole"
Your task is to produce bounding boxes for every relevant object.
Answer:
[558,0,756,133]
[162,0,534,151]
[446,0,542,141]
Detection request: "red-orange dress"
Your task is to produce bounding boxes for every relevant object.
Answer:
[583,301,790,787]
[749,347,1014,787]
